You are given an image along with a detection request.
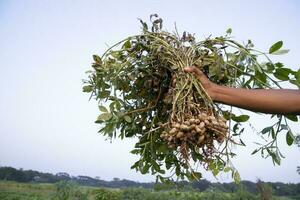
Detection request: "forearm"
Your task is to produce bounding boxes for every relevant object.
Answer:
[212,85,300,114]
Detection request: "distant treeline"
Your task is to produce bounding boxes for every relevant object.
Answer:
[0,166,299,197]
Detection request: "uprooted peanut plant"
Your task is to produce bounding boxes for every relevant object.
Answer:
[83,15,299,183]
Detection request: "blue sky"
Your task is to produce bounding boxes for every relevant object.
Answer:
[0,0,299,183]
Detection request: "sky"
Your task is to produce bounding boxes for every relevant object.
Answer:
[0,0,299,183]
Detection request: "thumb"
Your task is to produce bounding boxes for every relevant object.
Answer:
[184,66,206,81]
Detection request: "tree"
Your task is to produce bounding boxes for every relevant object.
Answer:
[257,179,272,200]
[296,135,300,175]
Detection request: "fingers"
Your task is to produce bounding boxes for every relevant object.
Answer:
[184,66,206,80]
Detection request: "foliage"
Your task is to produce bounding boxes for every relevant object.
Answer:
[83,15,298,182]
[257,179,273,200]
[0,166,153,188]
[93,188,121,200]
[0,180,299,200]
[1,167,300,198]
[52,180,87,200]
[0,191,44,200]
[52,181,73,200]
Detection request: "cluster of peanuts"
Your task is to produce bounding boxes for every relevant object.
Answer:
[160,112,229,150]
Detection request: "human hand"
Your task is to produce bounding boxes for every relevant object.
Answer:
[184,66,217,100]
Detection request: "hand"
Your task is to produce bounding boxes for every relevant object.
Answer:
[184,66,217,100]
[184,67,300,114]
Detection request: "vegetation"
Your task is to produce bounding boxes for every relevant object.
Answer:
[83,14,299,182]
[0,180,299,200]
[0,166,300,199]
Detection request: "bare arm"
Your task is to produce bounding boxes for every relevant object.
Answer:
[184,66,300,115]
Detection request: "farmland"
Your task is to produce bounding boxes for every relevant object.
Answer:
[0,180,299,200]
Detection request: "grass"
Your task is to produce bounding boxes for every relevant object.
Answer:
[0,180,297,200]
[0,181,54,200]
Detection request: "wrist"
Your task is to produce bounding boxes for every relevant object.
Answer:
[209,84,223,102]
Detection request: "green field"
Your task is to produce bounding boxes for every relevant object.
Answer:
[0,180,297,200]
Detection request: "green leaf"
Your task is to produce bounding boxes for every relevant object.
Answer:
[124,115,132,123]
[273,153,281,165]
[261,126,272,134]
[294,69,300,81]
[223,167,231,173]
[274,68,291,81]
[138,18,148,31]
[97,113,112,121]
[93,55,102,64]
[251,149,259,155]
[267,149,281,165]
[212,168,219,176]
[82,85,93,93]
[111,51,122,59]
[274,62,284,68]
[255,70,267,84]
[232,114,250,122]
[285,114,298,122]
[130,149,139,154]
[226,28,232,34]
[186,171,202,181]
[286,131,294,146]
[232,123,239,133]
[280,124,288,130]
[151,160,160,172]
[271,49,290,55]
[191,172,202,180]
[233,171,241,184]
[239,139,246,146]
[271,128,275,139]
[98,105,108,112]
[99,90,111,98]
[122,40,131,49]
[141,164,150,174]
[130,161,139,170]
[266,62,275,73]
[269,41,283,54]
[290,80,300,89]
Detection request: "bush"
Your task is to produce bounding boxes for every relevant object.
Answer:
[94,188,121,200]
